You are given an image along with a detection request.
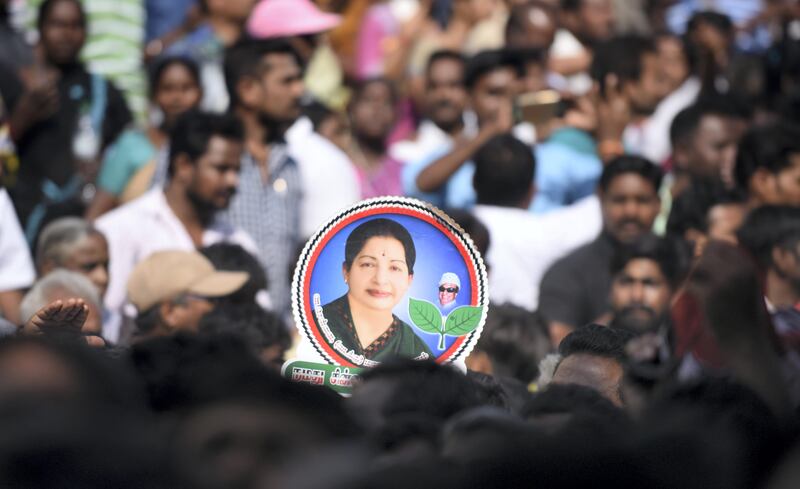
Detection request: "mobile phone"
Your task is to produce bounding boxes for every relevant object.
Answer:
[517,90,562,127]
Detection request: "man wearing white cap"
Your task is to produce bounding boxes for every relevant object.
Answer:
[438,272,461,312]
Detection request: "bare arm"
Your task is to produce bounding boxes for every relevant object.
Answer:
[416,100,513,192]
[0,290,24,325]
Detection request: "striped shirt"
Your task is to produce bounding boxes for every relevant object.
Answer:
[223,147,302,317]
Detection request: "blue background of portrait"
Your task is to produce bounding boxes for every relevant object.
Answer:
[308,214,473,356]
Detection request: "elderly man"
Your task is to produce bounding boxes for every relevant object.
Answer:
[438,272,461,312]
[125,250,248,343]
[36,217,109,299]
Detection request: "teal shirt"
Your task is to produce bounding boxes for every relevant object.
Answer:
[97,129,156,196]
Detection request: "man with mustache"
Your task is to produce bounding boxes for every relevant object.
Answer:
[390,50,471,168]
[96,110,257,344]
[608,235,682,336]
[539,156,662,345]
[223,39,304,317]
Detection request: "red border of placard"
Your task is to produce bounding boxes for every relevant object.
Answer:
[292,198,488,367]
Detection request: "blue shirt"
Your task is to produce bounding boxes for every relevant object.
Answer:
[146,0,198,42]
[402,131,602,213]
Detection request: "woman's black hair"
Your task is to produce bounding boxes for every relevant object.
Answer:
[147,56,201,99]
[343,218,416,275]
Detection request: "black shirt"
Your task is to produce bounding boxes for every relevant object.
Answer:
[538,232,620,329]
[1,63,131,226]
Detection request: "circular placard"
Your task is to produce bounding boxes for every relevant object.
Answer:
[291,197,489,368]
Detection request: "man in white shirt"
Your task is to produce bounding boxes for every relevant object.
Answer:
[471,134,601,311]
[390,50,474,166]
[96,111,257,343]
[0,187,35,324]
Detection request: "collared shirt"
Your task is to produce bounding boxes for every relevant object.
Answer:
[474,195,602,311]
[96,189,257,342]
[224,147,302,317]
[390,120,468,166]
[286,118,360,238]
[538,232,620,328]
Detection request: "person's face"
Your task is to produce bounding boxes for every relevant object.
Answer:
[551,353,624,406]
[577,0,613,44]
[62,233,110,299]
[169,295,215,332]
[351,81,396,142]
[601,174,660,244]
[256,53,304,123]
[680,115,741,183]
[657,36,688,94]
[186,136,242,211]
[425,59,468,131]
[707,203,745,243]
[438,283,459,306]
[625,52,666,116]
[610,258,672,334]
[755,154,800,207]
[317,113,352,153]
[521,62,548,93]
[507,6,557,49]
[155,63,202,127]
[343,236,413,313]
[471,67,517,126]
[40,0,85,66]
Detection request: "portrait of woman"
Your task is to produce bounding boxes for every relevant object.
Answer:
[314,218,433,362]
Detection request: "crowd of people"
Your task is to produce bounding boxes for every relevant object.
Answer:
[1,0,800,487]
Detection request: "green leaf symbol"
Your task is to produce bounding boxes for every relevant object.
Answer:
[409,298,443,334]
[444,306,483,336]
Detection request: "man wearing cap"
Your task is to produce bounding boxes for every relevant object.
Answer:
[438,272,461,312]
[126,250,248,343]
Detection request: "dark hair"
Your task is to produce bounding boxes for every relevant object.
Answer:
[344,218,416,274]
[473,134,535,207]
[426,50,466,78]
[669,95,751,148]
[464,49,519,90]
[200,243,268,304]
[303,100,337,132]
[734,121,800,192]
[350,77,399,107]
[590,35,657,88]
[475,304,551,384]
[224,38,302,108]
[199,304,291,351]
[598,155,663,194]
[666,179,745,238]
[147,56,201,99]
[558,324,634,361]
[168,110,244,176]
[610,234,687,289]
[687,11,734,37]
[737,205,800,270]
[37,0,86,31]
[560,0,583,12]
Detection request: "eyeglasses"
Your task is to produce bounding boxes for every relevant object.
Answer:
[439,287,458,293]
